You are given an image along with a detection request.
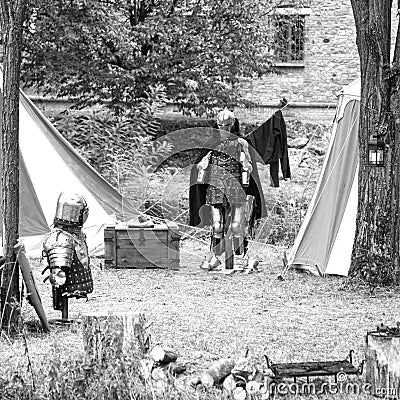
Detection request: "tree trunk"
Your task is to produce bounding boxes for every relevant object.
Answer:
[0,0,26,331]
[349,1,400,286]
[365,332,400,398]
[82,311,149,367]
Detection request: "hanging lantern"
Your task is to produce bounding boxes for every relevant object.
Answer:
[368,137,385,167]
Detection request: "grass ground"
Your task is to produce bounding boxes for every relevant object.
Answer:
[1,238,399,399]
[1,126,396,399]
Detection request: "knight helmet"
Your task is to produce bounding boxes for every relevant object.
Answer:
[216,108,235,128]
[54,192,89,227]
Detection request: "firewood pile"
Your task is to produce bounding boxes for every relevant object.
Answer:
[82,311,277,398]
[140,346,275,399]
[139,345,184,391]
[191,355,274,400]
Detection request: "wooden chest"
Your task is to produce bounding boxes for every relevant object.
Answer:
[104,222,181,269]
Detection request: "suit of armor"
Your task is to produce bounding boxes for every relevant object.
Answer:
[196,109,256,268]
[42,192,93,318]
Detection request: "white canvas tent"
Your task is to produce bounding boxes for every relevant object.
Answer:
[0,69,138,256]
[288,78,361,276]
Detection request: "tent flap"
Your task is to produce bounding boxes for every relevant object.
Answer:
[0,68,138,256]
[288,78,361,277]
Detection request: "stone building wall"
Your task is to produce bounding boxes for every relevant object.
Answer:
[237,0,360,124]
[236,0,399,124]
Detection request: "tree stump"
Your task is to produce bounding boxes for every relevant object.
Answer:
[365,332,400,398]
[82,311,149,366]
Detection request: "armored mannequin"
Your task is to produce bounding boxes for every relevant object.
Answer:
[42,192,93,319]
[195,109,258,270]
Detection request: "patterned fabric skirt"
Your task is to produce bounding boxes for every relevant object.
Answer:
[206,176,246,206]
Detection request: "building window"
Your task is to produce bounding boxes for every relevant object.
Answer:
[273,13,305,64]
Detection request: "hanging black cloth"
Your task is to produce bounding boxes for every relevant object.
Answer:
[245,110,291,187]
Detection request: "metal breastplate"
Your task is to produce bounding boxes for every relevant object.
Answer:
[43,229,75,268]
[43,228,93,295]
[209,139,242,178]
[43,229,89,268]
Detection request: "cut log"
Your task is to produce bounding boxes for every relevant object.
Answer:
[188,375,201,387]
[150,344,178,365]
[152,367,168,382]
[140,359,154,380]
[153,379,168,395]
[366,332,400,398]
[200,358,236,388]
[253,370,266,382]
[222,374,237,393]
[82,311,149,366]
[246,380,262,394]
[151,362,187,380]
[232,357,255,383]
[164,361,187,376]
[233,386,247,400]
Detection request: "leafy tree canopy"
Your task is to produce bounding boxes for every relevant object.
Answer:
[21,0,278,115]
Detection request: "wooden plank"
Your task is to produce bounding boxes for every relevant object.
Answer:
[116,223,170,231]
[113,229,118,266]
[114,228,169,235]
[116,260,169,269]
[117,258,171,269]
[165,220,181,269]
[169,260,179,270]
[114,231,169,241]
[116,239,169,248]
[164,221,179,231]
[117,247,169,259]
[104,227,116,265]
[169,251,180,262]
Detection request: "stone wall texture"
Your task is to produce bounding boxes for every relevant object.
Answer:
[237,0,399,124]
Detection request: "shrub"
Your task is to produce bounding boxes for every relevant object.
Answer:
[51,87,175,212]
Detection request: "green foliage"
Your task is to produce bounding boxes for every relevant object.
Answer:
[250,181,313,248]
[51,83,173,211]
[157,117,214,139]
[22,0,277,115]
[52,109,173,209]
[263,196,310,247]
